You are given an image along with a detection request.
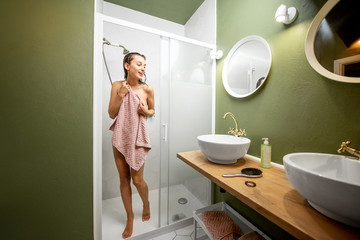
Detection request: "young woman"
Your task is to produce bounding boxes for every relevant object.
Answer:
[108,52,155,239]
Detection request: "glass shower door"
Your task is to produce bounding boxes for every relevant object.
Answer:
[101,18,215,237]
[102,22,162,234]
[160,38,213,225]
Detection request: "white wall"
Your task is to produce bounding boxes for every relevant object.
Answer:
[95,0,103,13]
[185,0,216,45]
[103,1,185,36]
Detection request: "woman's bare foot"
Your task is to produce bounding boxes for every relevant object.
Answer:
[142,201,150,221]
[122,217,134,239]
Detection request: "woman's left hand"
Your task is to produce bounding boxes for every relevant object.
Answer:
[138,101,149,116]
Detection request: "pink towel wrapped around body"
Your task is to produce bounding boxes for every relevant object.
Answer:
[109,88,151,171]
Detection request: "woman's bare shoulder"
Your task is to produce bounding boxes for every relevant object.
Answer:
[112,80,125,89]
[113,80,126,85]
[142,83,154,93]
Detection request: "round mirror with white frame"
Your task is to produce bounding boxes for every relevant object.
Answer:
[305,0,360,83]
[222,35,272,98]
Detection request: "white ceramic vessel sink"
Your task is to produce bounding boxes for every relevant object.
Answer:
[283,152,360,228]
[197,134,251,164]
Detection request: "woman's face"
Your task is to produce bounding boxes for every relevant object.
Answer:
[125,55,146,80]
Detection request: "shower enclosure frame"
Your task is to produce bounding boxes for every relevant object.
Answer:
[93,12,216,240]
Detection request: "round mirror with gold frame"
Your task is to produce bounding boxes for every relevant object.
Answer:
[305,0,360,83]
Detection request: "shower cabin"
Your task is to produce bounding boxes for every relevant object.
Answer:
[93,4,216,238]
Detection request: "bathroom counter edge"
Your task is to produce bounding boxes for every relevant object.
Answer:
[177,150,360,240]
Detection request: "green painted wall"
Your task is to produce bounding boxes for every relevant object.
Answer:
[215,0,360,238]
[1,1,94,239]
[216,0,360,164]
[105,0,204,25]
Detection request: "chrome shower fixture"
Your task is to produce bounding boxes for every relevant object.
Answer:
[121,47,130,55]
[102,37,131,85]
[102,37,130,55]
[103,38,111,46]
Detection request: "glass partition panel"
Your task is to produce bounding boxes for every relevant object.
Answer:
[167,38,213,224]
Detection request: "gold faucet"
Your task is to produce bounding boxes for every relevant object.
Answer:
[337,141,360,160]
[223,112,246,137]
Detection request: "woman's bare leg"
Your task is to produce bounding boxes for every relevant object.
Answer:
[131,165,150,221]
[113,147,134,239]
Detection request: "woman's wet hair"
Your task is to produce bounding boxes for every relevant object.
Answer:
[123,52,147,83]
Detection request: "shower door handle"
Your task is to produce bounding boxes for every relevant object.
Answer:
[162,123,168,142]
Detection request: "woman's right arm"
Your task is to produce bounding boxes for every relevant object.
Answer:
[108,81,129,119]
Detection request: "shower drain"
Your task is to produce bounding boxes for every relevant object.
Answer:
[178,197,188,205]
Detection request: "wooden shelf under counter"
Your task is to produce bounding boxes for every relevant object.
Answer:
[177,150,360,240]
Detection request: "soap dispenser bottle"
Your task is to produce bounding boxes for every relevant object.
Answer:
[261,138,271,169]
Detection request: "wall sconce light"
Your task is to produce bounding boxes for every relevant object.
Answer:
[275,4,298,24]
[210,49,223,60]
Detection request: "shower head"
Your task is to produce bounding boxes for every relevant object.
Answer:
[103,37,130,55]
[119,45,130,55]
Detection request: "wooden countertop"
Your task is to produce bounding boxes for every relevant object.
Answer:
[177,150,360,240]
